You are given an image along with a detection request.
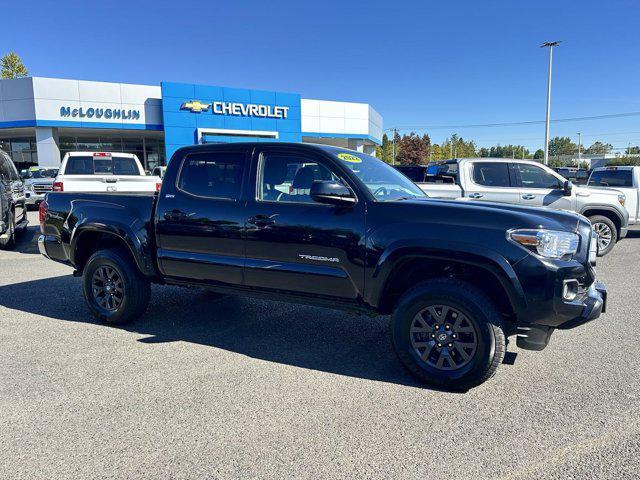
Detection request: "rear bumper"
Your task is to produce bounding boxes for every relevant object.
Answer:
[38,234,71,267]
[25,192,46,205]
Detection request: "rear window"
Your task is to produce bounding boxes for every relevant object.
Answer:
[588,169,633,187]
[64,156,140,175]
[178,152,246,199]
[395,166,427,182]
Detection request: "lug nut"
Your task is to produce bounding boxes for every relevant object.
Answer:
[448,343,453,348]
[437,343,442,348]
[434,325,439,330]
[452,334,457,339]
[445,325,450,330]
[430,333,436,338]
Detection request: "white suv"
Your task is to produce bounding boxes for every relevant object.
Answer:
[54,152,161,193]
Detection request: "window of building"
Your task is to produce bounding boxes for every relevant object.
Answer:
[472,162,512,187]
[178,152,246,199]
[517,164,562,189]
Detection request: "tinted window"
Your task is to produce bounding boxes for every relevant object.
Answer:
[65,156,140,175]
[517,164,562,189]
[588,170,633,187]
[178,152,245,199]
[472,163,511,187]
[259,153,337,203]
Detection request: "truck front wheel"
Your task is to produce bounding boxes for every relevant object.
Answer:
[588,215,617,256]
[391,278,506,390]
[82,248,150,324]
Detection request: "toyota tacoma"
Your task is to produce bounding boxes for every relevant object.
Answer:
[38,143,607,390]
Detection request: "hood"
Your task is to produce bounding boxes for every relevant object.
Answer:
[389,196,583,233]
[574,185,625,196]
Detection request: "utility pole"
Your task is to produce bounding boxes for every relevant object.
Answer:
[392,128,397,165]
[577,132,582,163]
[541,41,561,165]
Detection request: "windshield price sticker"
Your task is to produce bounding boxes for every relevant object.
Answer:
[338,153,362,163]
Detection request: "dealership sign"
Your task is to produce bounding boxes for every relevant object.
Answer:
[59,106,141,120]
[181,100,289,119]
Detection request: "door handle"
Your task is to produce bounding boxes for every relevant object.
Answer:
[468,193,483,199]
[248,214,276,227]
[522,194,536,200]
[164,209,187,221]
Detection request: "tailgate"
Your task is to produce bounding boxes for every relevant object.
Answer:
[60,175,158,193]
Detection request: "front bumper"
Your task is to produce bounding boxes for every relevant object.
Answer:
[620,226,629,239]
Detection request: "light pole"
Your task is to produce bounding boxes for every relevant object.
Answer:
[541,41,561,165]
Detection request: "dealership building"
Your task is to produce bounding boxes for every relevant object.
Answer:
[0,76,383,172]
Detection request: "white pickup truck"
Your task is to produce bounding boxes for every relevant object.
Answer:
[588,166,639,226]
[412,158,629,256]
[53,152,161,193]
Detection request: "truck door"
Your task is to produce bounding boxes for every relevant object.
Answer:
[515,163,573,210]
[243,146,365,301]
[464,161,520,203]
[155,147,249,286]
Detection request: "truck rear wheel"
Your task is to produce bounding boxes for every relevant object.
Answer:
[82,248,150,324]
[391,278,505,391]
[588,215,617,256]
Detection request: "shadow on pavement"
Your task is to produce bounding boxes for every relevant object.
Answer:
[626,229,640,239]
[0,274,432,390]
[14,225,40,255]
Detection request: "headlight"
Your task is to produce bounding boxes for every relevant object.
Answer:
[508,229,579,259]
[618,194,625,207]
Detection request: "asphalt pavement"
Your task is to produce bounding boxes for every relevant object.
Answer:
[1,212,638,479]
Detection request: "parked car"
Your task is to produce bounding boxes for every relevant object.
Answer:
[394,165,429,183]
[417,159,629,256]
[22,167,58,209]
[38,143,607,390]
[0,150,28,249]
[588,166,639,226]
[151,166,167,180]
[53,152,161,193]
[554,167,590,185]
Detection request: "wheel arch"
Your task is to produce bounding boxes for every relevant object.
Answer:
[581,206,623,236]
[369,241,526,322]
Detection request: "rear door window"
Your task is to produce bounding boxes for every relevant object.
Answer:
[472,162,512,187]
[588,170,633,187]
[178,152,246,200]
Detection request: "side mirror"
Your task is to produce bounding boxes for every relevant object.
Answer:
[562,180,573,197]
[310,181,355,206]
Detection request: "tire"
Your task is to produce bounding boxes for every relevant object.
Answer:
[391,278,506,391]
[0,210,15,250]
[589,215,617,257]
[82,248,150,324]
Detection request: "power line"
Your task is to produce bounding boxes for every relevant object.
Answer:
[386,111,640,132]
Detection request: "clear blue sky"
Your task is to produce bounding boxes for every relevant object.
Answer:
[3,0,640,152]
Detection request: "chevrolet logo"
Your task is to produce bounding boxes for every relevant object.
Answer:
[181,100,211,113]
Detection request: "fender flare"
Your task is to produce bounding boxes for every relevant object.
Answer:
[66,201,155,277]
[579,205,625,232]
[367,239,526,316]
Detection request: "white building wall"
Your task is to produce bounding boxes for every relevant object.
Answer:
[0,77,36,123]
[31,77,163,128]
[301,98,382,143]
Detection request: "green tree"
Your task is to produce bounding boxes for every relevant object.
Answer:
[626,145,640,155]
[1,52,28,79]
[607,157,640,166]
[548,136,578,158]
[584,141,613,155]
[533,149,544,159]
[376,133,395,164]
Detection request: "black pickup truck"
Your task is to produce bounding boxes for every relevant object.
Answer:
[38,143,607,390]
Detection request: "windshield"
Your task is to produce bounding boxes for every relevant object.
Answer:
[25,168,58,179]
[332,151,426,201]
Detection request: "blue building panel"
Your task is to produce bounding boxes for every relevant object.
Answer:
[161,81,303,161]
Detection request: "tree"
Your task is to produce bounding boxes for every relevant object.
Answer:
[376,133,395,164]
[533,149,544,159]
[1,52,28,79]
[548,136,577,157]
[626,145,640,155]
[395,132,430,165]
[486,144,530,159]
[584,141,613,155]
